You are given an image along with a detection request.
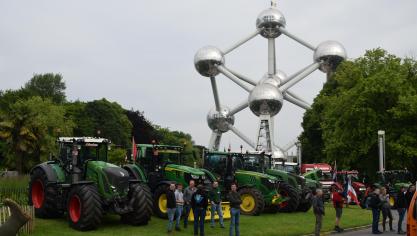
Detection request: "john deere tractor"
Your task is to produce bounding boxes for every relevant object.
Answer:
[123,143,213,218]
[28,137,153,231]
[376,170,414,207]
[203,150,281,215]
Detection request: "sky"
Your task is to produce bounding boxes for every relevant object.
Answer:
[0,0,416,153]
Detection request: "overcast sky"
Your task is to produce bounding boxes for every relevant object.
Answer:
[1,1,416,153]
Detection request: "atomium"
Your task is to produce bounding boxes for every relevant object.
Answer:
[195,3,346,158]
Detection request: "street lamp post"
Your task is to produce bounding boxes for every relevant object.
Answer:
[378,130,385,172]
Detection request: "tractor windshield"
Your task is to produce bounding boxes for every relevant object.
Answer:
[321,172,333,181]
[203,153,227,176]
[241,154,267,172]
[156,150,180,164]
[59,142,108,164]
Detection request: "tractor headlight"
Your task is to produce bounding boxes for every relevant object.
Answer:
[191,174,200,179]
[268,179,277,184]
[201,175,206,180]
[359,187,366,192]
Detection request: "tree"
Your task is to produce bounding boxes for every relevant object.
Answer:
[24,73,66,104]
[300,49,417,176]
[125,109,159,144]
[0,97,73,173]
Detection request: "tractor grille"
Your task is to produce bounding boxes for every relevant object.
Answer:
[103,167,130,194]
[261,178,278,190]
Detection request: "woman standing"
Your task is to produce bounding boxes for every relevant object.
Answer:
[380,187,393,232]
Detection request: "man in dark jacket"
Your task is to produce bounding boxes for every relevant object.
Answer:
[209,181,224,228]
[191,185,208,236]
[396,186,408,234]
[312,189,325,236]
[166,183,177,233]
[369,187,382,234]
[228,183,242,236]
[183,180,197,228]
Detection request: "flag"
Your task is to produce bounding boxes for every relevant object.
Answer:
[332,160,337,182]
[131,136,137,161]
[344,176,360,205]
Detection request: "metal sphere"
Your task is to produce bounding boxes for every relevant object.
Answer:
[207,106,235,133]
[194,46,225,77]
[248,83,284,117]
[256,8,286,38]
[258,70,287,87]
[313,41,347,73]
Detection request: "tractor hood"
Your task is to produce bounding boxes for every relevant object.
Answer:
[165,164,205,176]
[236,169,278,181]
[86,161,130,196]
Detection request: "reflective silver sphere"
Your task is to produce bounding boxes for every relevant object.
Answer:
[313,41,347,73]
[256,8,286,38]
[207,106,235,133]
[258,70,287,87]
[194,46,225,77]
[248,83,284,116]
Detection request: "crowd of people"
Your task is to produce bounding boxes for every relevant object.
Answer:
[165,180,241,236]
[312,184,416,236]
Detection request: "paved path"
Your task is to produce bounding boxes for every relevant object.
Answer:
[339,210,406,236]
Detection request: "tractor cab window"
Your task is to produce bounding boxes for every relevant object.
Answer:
[321,172,333,181]
[241,155,265,172]
[78,143,108,163]
[204,154,227,175]
[156,150,180,164]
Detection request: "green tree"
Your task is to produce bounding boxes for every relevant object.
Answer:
[108,146,127,166]
[24,73,66,104]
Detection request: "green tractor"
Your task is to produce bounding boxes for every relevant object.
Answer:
[203,150,282,215]
[376,170,414,207]
[242,152,314,212]
[123,143,213,218]
[28,137,153,231]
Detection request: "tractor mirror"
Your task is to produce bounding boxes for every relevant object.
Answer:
[108,145,111,151]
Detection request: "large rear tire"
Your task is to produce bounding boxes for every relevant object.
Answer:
[153,185,169,218]
[297,187,312,212]
[238,188,264,216]
[67,185,103,231]
[29,168,63,218]
[121,184,153,225]
[278,182,300,213]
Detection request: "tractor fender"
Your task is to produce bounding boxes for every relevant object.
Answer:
[29,162,59,182]
[123,164,146,182]
[237,184,255,191]
[156,180,176,189]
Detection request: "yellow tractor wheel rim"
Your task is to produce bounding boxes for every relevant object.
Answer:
[389,196,395,207]
[240,194,256,213]
[158,193,167,214]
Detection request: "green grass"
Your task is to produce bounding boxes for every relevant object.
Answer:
[30,204,371,236]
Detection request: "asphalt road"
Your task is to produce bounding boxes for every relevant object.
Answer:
[339,209,406,236]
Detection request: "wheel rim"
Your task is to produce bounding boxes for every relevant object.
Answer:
[31,179,44,208]
[240,194,256,213]
[279,190,289,208]
[69,195,81,223]
[158,193,167,214]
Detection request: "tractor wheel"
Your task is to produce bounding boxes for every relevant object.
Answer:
[67,184,103,231]
[153,185,169,218]
[140,183,154,217]
[29,168,63,218]
[238,188,265,216]
[278,182,300,213]
[297,187,313,212]
[121,184,153,225]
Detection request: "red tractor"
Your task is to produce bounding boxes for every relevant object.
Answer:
[335,170,366,203]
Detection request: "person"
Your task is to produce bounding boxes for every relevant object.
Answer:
[380,187,394,232]
[191,184,208,236]
[183,180,197,228]
[166,183,177,233]
[369,187,382,234]
[209,181,224,228]
[331,185,345,232]
[174,183,184,231]
[407,185,416,208]
[395,186,408,234]
[312,189,325,236]
[228,183,242,236]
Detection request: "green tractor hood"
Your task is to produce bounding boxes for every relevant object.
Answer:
[165,164,206,176]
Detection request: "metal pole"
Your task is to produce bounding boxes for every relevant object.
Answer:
[280,63,316,86]
[278,27,316,51]
[279,62,321,92]
[268,38,276,75]
[210,77,221,111]
[286,90,310,106]
[378,130,385,172]
[216,65,252,92]
[296,142,302,169]
[283,93,311,110]
[228,124,256,149]
[228,68,257,86]
[223,29,261,55]
[208,131,222,151]
[229,100,249,116]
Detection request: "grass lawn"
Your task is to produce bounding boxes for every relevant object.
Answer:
[29,204,372,236]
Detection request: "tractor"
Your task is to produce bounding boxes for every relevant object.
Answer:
[375,170,414,207]
[302,163,336,200]
[203,150,282,215]
[123,143,214,218]
[243,152,314,212]
[28,137,153,231]
[335,170,366,203]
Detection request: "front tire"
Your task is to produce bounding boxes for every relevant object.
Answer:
[297,187,312,212]
[67,185,103,231]
[121,184,153,225]
[278,182,300,213]
[153,185,169,218]
[238,188,265,216]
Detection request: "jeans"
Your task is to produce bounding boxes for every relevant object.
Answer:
[176,205,183,228]
[210,203,224,227]
[193,208,206,236]
[229,208,240,236]
[315,214,323,236]
[167,208,176,231]
[381,207,393,231]
[183,204,191,227]
[371,208,380,233]
[397,208,406,232]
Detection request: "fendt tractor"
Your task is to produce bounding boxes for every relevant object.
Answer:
[123,143,214,218]
[242,152,313,212]
[29,137,153,231]
[203,150,282,215]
